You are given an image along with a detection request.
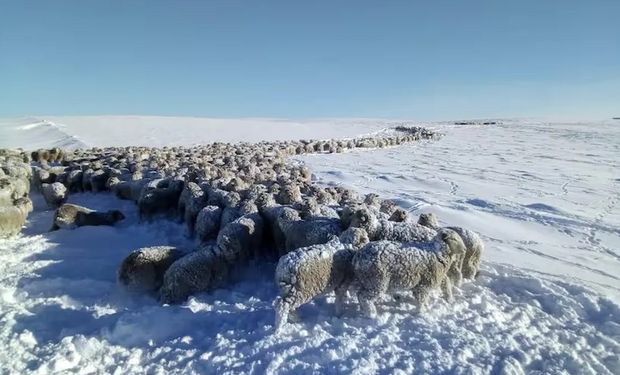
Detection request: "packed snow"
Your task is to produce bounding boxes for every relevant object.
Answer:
[1,116,619,374]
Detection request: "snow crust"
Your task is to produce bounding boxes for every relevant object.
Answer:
[0,116,619,373]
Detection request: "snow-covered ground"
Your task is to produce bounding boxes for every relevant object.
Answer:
[1,117,619,374]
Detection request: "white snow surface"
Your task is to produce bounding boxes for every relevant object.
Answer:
[1,116,619,374]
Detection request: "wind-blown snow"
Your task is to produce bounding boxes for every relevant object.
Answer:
[0,116,619,374]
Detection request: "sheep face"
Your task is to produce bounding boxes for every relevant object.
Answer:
[418,213,440,230]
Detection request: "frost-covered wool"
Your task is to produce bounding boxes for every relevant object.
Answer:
[159,245,230,304]
[352,229,466,318]
[51,203,125,231]
[0,197,31,238]
[277,207,342,254]
[274,230,368,332]
[195,205,223,243]
[417,212,484,281]
[118,246,185,293]
[350,207,435,242]
[41,182,68,208]
[216,212,264,262]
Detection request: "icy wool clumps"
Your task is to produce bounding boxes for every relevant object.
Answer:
[41,182,68,208]
[418,212,485,281]
[50,203,125,231]
[349,207,436,242]
[277,207,343,253]
[352,229,466,318]
[273,228,369,332]
[118,246,185,293]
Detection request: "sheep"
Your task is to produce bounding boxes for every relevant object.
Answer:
[118,246,185,293]
[50,203,125,231]
[0,178,23,207]
[0,197,32,238]
[195,205,222,243]
[178,182,207,236]
[137,182,183,221]
[277,207,342,254]
[159,245,230,304]
[417,212,484,281]
[216,212,264,262]
[352,229,466,318]
[273,227,370,332]
[349,207,435,242]
[41,182,68,208]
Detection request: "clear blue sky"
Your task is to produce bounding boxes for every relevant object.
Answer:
[1,1,618,119]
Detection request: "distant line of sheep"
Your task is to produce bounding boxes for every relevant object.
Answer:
[1,126,485,332]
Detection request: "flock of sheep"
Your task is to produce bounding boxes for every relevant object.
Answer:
[0,126,484,333]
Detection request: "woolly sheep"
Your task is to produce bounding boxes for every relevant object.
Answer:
[159,245,230,304]
[0,197,32,238]
[195,205,223,243]
[277,207,342,254]
[178,182,207,236]
[41,182,68,208]
[418,212,484,281]
[118,246,185,293]
[349,207,435,242]
[352,229,466,318]
[273,227,370,332]
[216,212,264,261]
[51,203,125,231]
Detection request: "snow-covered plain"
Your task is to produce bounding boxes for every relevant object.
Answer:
[1,116,619,374]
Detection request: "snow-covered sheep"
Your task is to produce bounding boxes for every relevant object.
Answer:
[195,205,223,243]
[0,197,32,238]
[178,182,207,236]
[41,182,68,208]
[138,183,183,221]
[352,229,466,318]
[0,178,27,207]
[273,228,369,332]
[276,184,302,205]
[118,246,185,293]
[159,245,230,304]
[349,207,435,242]
[50,203,125,231]
[277,207,342,254]
[417,212,484,281]
[216,212,264,261]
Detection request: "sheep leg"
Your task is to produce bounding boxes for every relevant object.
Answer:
[441,277,454,302]
[412,286,430,313]
[334,286,348,316]
[357,289,378,318]
[274,297,290,333]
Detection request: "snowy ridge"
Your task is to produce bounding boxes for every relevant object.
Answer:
[0,117,88,150]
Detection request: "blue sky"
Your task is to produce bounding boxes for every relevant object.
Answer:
[1,1,618,119]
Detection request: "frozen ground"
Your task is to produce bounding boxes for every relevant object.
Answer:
[1,117,619,374]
